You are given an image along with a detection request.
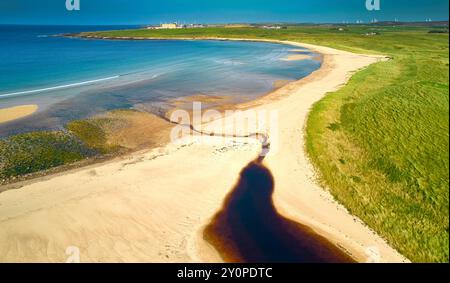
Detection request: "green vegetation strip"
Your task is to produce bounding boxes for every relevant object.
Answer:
[66,119,121,154]
[0,114,128,182]
[85,25,449,262]
[0,131,96,180]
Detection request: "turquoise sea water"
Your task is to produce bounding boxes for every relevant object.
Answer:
[0,25,321,137]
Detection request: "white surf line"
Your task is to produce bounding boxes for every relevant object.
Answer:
[0,75,120,98]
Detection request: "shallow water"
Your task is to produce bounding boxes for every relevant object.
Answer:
[0,25,321,137]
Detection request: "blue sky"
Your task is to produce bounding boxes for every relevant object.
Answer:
[0,0,448,25]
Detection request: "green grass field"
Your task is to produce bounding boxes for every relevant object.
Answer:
[85,25,449,262]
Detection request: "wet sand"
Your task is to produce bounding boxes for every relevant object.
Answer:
[90,110,173,150]
[0,105,38,124]
[0,40,409,263]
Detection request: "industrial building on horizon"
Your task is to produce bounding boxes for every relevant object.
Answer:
[147,22,207,29]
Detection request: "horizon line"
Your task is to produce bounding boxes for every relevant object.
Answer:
[0,20,449,27]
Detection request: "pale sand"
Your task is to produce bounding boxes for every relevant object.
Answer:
[0,105,38,124]
[0,40,409,263]
[289,49,310,53]
[281,54,313,61]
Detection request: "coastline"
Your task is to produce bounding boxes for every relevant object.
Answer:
[0,38,408,263]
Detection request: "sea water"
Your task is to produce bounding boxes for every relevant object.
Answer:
[0,25,321,137]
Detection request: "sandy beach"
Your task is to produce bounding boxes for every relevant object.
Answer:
[0,40,409,263]
[0,105,38,124]
[281,54,313,61]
